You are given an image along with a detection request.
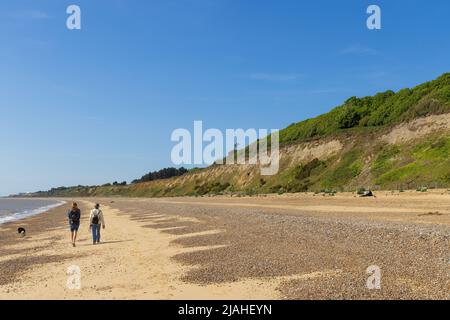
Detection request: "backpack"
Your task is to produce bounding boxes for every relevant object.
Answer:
[69,210,80,224]
[92,211,100,225]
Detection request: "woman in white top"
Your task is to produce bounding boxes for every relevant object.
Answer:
[89,203,105,245]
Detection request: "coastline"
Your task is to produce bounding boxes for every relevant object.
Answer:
[0,192,449,300]
[0,199,66,225]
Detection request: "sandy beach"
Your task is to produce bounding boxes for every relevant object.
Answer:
[0,191,449,300]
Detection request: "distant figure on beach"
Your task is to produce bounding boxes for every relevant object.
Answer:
[68,202,81,247]
[89,203,105,245]
[359,190,376,198]
[17,227,26,237]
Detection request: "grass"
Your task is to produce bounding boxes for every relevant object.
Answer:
[374,136,450,187]
[320,149,364,189]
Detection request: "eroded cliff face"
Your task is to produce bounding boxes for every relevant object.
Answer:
[113,113,450,196]
[25,112,450,197]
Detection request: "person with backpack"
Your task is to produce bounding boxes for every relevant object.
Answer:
[89,203,105,245]
[68,202,81,247]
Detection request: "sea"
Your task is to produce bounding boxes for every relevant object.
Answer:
[0,198,66,225]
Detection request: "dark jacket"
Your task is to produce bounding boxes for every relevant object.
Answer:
[68,209,81,225]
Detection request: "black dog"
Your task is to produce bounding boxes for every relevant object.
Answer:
[18,227,26,237]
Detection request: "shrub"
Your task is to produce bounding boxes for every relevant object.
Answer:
[338,108,361,129]
[416,186,428,192]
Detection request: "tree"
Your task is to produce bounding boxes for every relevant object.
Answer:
[338,108,361,129]
[132,167,189,184]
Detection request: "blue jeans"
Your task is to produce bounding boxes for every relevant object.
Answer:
[91,224,101,243]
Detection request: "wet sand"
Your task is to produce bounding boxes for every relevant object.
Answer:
[0,191,449,300]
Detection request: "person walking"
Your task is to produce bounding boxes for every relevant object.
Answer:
[68,202,81,247]
[89,203,105,245]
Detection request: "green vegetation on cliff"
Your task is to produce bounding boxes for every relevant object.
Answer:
[280,73,450,144]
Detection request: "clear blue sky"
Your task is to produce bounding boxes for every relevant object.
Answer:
[1,0,450,196]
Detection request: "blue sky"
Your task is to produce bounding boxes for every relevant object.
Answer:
[1,0,450,195]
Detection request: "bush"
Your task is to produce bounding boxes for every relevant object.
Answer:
[194,182,230,195]
[416,186,428,192]
[294,158,323,180]
[132,167,188,184]
[338,108,361,129]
